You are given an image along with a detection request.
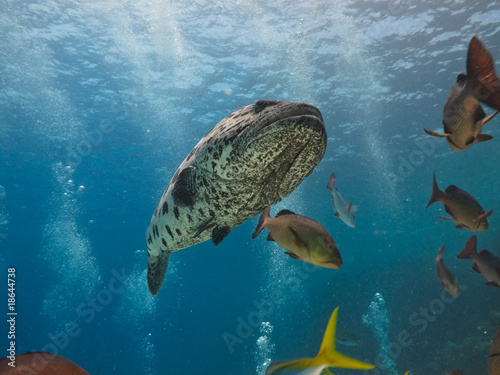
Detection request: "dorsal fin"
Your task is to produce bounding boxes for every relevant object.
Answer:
[277,209,296,217]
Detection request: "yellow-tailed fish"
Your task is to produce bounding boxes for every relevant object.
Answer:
[252,207,342,269]
[426,172,492,231]
[424,36,500,151]
[265,307,374,375]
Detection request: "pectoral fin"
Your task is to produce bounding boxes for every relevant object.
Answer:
[481,110,499,126]
[212,226,231,246]
[347,202,352,213]
[485,281,500,288]
[285,251,301,260]
[436,215,453,221]
[288,226,306,249]
[424,129,450,138]
[265,359,313,374]
[455,224,469,230]
[474,134,493,143]
[475,209,493,222]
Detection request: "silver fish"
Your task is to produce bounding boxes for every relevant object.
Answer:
[326,172,355,228]
[435,245,459,297]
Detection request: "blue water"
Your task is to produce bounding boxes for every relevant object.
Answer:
[1,1,499,374]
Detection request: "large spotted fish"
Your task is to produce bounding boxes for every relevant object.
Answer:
[146,100,327,295]
[424,36,500,151]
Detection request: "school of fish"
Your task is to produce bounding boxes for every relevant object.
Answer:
[2,33,498,375]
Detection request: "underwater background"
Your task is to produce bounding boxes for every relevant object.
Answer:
[1,0,500,374]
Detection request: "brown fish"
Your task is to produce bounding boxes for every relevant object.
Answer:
[426,172,492,231]
[0,351,89,374]
[424,36,500,151]
[436,245,459,297]
[490,326,500,375]
[457,235,500,288]
[252,206,342,269]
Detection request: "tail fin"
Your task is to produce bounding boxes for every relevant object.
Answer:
[326,172,336,191]
[147,250,171,295]
[436,245,446,262]
[426,172,445,208]
[467,36,500,111]
[457,235,477,259]
[252,206,270,239]
[316,307,375,370]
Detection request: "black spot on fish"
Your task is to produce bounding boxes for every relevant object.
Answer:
[161,238,167,247]
[212,161,217,171]
[187,214,193,223]
[176,229,181,236]
[173,167,197,207]
[162,201,169,215]
[198,208,204,216]
[174,207,180,219]
[154,208,158,217]
[155,225,159,238]
[165,225,174,239]
[147,235,153,245]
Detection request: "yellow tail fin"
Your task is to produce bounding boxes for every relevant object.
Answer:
[316,307,375,370]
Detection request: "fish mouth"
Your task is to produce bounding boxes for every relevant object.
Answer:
[323,261,342,269]
[446,136,465,151]
[253,100,324,134]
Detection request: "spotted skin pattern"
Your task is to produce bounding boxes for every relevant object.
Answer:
[146,100,327,295]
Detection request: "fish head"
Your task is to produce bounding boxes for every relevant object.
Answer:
[477,219,489,231]
[314,241,343,269]
[193,100,327,205]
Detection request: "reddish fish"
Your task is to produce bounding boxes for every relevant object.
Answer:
[426,172,492,231]
[424,36,500,151]
[252,207,342,269]
[0,351,88,374]
[457,235,500,288]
